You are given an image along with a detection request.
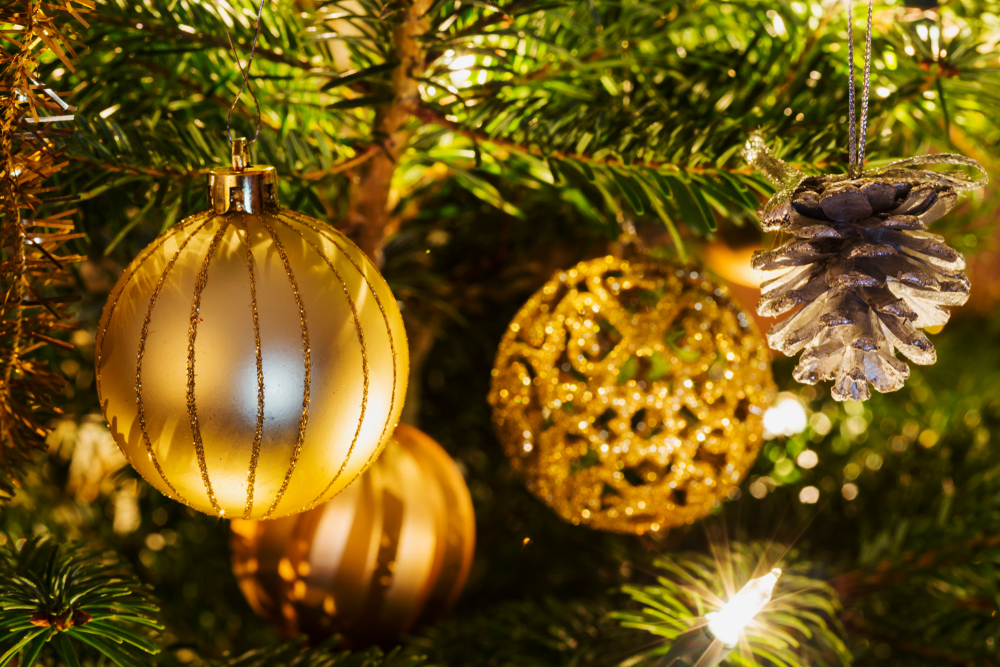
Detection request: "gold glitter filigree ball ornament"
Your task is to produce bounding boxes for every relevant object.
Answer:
[95,139,408,520]
[488,256,776,535]
[230,423,475,648]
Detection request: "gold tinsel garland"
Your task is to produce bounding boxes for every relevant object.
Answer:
[0,1,92,497]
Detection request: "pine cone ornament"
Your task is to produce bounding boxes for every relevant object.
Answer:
[743,134,987,401]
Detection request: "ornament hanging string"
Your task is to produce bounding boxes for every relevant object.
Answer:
[742,0,988,231]
[226,0,266,145]
[846,0,874,178]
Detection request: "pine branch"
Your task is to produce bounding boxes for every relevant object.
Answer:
[419,0,1000,230]
[0,536,161,667]
[410,595,634,667]
[842,611,975,667]
[422,0,851,169]
[95,15,317,71]
[410,102,789,252]
[197,637,426,667]
[834,532,1000,606]
[413,102,757,174]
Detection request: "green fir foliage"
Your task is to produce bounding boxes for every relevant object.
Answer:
[193,638,426,667]
[0,537,160,667]
[4,0,1000,666]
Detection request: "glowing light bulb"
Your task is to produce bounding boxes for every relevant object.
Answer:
[706,569,781,647]
[762,395,807,438]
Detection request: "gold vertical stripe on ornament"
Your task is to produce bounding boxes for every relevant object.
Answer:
[284,211,399,491]
[96,213,208,407]
[136,218,216,504]
[259,216,311,519]
[276,218,370,511]
[240,217,266,520]
[334,472,378,620]
[185,221,230,514]
[360,486,405,626]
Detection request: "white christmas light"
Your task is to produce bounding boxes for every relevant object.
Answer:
[658,568,782,667]
[706,569,781,647]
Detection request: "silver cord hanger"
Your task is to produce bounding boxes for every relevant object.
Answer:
[846,0,875,178]
[226,0,267,146]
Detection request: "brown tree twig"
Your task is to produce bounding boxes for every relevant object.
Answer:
[334,3,839,262]
[413,103,831,176]
[346,0,436,262]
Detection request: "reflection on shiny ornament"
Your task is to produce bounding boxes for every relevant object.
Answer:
[230,423,475,648]
[702,242,775,289]
[96,144,408,519]
[762,394,808,439]
[489,256,776,534]
[701,241,787,336]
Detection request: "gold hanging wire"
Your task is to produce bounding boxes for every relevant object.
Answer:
[226,0,267,146]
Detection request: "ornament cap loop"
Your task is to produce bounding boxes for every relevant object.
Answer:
[207,164,279,215]
[231,137,250,171]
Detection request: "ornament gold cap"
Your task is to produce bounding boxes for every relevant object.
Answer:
[207,137,279,215]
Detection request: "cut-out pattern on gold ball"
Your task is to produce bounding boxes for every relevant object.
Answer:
[488,256,776,534]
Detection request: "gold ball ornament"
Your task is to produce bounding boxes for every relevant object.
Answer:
[229,423,475,647]
[488,256,776,535]
[95,141,408,519]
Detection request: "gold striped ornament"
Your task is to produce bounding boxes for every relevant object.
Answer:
[230,423,476,648]
[95,144,408,519]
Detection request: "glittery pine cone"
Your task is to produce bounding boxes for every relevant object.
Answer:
[753,175,969,401]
